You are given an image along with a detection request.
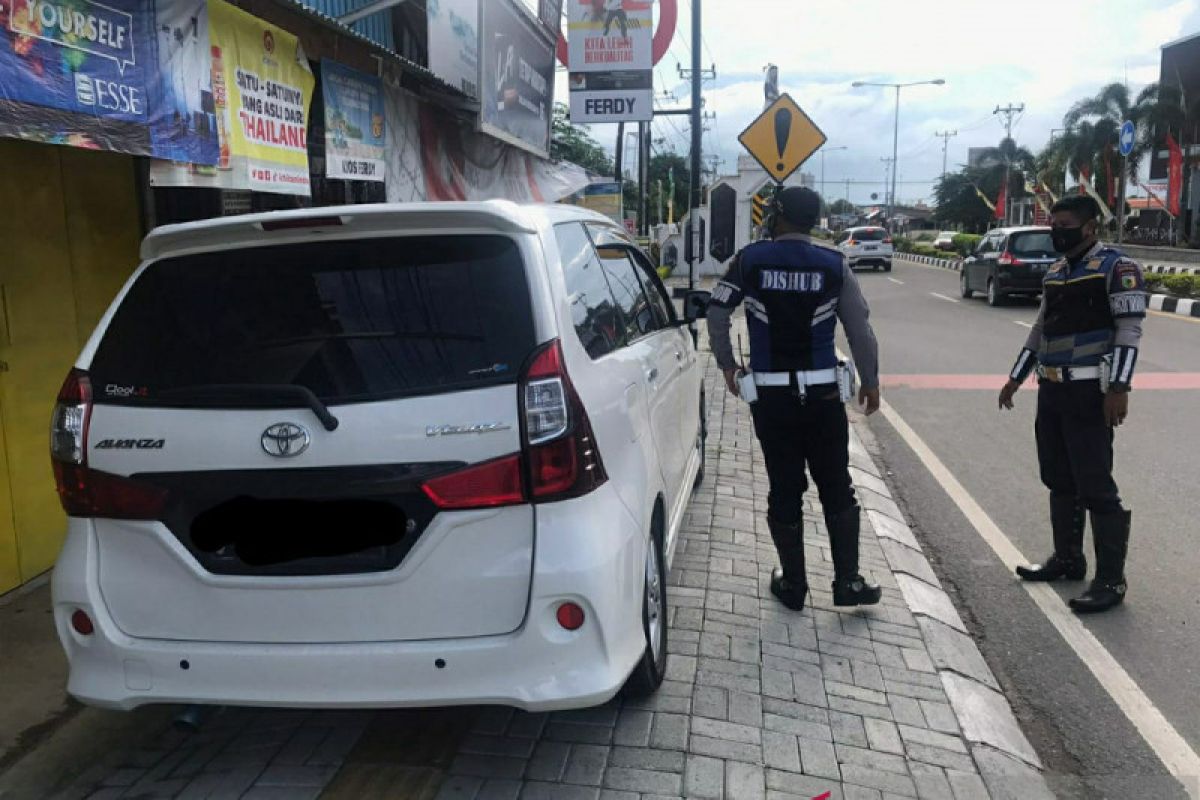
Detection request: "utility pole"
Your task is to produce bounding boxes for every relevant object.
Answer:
[880,157,895,209]
[994,103,1025,225]
[935,130,957,181]
[678,2,713,294]
[639,120,650,236]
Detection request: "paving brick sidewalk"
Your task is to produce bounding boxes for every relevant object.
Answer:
[33,312,1053,800]
[434,325,1053,800]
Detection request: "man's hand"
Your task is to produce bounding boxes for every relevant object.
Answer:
[1104,390,1129,427]
[723,368,741,398]
[858,386,880,416]
[998,379,1021,410]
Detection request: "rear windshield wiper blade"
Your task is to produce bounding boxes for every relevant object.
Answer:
[158,384,340,431]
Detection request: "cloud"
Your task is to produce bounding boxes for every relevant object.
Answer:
[556,0,1199,206]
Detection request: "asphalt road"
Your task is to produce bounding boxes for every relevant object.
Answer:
[850,257,1200,799]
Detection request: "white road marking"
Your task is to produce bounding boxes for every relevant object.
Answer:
[877,399,1200,792]
[887,277,905,285]
[1014,321,1034,329]
[930,292,959,304]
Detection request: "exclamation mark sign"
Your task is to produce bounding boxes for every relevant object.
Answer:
[773,108,793,172]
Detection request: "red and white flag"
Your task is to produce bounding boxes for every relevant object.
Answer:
[1167,132,1184,217]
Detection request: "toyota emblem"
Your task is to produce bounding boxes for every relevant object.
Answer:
[261,423,310,458]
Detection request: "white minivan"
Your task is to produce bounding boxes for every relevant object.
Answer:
[50,201,709,711]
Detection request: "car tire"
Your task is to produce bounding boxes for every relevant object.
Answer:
[623,519,668,698]
[987,279,1004,307]
[960,271,974,299]
[693,391,706,489]
[883,261,892,272]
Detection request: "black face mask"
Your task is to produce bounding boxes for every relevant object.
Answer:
[1051,225,1088,254]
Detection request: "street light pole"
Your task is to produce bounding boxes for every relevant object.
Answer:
[852,78,946,230]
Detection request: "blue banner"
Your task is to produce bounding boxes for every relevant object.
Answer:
[0,0,218,163]
[321,60,384,183]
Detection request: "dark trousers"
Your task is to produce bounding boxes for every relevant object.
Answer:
[1035,380,1123,514]
[603,10,628,37]
[750,387,857,525]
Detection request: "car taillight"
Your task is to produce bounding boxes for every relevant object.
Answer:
[883,237,893,244]
[846,239,857,245]
[419,340,607,511]
[421,454,524,510]
[522,340,606,502]
[998,252,1023,266]
[50,368,168,519]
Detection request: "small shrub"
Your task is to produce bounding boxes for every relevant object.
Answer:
[1143,273,1165,292]
[1162,274,1199,297]
[952,233,982,256]
[892,236,914,253]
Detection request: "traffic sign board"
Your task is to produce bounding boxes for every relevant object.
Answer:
[738,94,827,183]
[1119,120,1135,157]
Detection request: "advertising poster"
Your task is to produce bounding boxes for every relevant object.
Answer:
[322,60,384,183]
[0,0,218,162]
[579,180,622,221]
[480,0,553,158]
[427,0,477,99]
[150,0,314,195]
[567,0,652,123]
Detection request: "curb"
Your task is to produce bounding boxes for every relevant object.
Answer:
[846,426,1055,798]
[897,253,962,271]
[1149,293,1200,318]
[1143,263,1200,276]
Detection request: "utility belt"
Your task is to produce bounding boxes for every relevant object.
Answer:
[737,362,856,404]
[1037,355,1112,392]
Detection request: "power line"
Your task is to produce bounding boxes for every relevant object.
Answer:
[935,130,958,179]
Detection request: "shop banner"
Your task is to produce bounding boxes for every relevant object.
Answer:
[0,0,218,162]
[427,0,477,98]
[322,60,384,183]
[567,0,652,123]
[480,0,553,158]
[420,103,587,203]
[149,0,313,195]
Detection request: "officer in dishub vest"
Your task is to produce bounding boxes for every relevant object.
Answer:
[707,187,883,611]
[999,195,1147,614]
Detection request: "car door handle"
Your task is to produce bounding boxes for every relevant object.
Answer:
[646,367,659,383]
[674,350,683,362]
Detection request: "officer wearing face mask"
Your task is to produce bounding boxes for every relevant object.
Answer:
[998,196,1147,614]
[707,187,883,612]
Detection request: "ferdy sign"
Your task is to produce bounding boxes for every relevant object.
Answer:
[566,0,653,123]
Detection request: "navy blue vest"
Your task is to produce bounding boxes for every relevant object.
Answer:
[735,239,845,373]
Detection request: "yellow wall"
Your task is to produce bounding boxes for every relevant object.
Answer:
[0,141,142,594]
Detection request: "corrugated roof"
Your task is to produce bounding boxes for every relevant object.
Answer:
[269,0,468,98]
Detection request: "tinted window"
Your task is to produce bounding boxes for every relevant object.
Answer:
[854,229,887,241]
[90,236,535,405]
[556,223,623,359]
[595,244,656,340]
[627,248,676,328]
[1009,231,1057,258]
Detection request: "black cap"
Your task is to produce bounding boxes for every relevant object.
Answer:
[775,186,821,227]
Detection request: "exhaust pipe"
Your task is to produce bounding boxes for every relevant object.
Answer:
[173,704,214,732]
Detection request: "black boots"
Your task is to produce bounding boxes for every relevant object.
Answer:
[768,518,809,611]
[1016,495,1087,582]
[1069,510,1131,614]
[827,506,882,607]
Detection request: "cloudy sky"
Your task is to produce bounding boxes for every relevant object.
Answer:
[554,0,1200,206]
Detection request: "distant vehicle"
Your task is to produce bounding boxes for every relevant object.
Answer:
[50,201,709,712]
[933,231,958,250]
[960,225,1057,306]
[836,226,893,271]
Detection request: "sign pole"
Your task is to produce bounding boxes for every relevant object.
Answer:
[687,0,702,296]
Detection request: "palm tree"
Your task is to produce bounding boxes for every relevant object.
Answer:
[975,137,1035,223]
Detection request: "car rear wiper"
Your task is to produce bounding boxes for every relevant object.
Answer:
[158,384,340,431]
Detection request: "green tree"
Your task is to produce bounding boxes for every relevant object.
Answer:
[934,166,1001,232]
[647,153,691,224]
[828,198,857,216]
[550,103,614,176]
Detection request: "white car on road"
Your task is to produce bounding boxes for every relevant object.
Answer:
[50,202,709,711]
[837,226,894,271]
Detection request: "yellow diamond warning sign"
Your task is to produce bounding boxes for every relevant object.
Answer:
[738,94,827,183]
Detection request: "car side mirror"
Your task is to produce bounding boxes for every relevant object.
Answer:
[683,290,711,322]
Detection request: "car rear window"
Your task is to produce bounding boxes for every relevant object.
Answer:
[90,236,536,405]
[854,229,887,241]
[1008,231,1056,258]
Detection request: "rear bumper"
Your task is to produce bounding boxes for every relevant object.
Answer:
[848,254,892,266]
[51,484,649,712]
[996,276,1043,294]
